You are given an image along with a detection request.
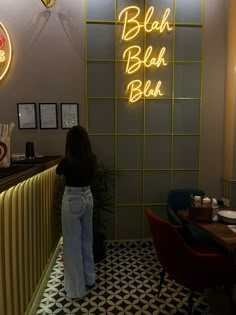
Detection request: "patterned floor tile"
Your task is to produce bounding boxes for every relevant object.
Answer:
[36,240,214,315]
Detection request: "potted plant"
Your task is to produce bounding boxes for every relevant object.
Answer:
[91,161,115,263]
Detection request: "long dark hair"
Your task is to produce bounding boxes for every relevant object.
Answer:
[65,125,96,170]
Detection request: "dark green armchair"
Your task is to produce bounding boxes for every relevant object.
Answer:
[167,188,212,243]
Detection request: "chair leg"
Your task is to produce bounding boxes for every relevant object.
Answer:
[187,289,194,315]
[158,269,165,297]
[225,283,236,314]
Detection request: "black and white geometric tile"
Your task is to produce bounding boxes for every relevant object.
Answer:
[36,240,213,315]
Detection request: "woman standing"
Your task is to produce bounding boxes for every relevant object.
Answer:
[56,126,97,299]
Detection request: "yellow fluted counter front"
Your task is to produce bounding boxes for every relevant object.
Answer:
[0,157,62,315]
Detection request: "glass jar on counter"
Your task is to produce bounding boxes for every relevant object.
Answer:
[202,197,211,208]
[193,195,202,208]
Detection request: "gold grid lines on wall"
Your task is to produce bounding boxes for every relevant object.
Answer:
[86,0,204,241]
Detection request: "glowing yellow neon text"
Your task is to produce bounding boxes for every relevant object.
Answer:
[127,80,163,103]
[0,50,5,62]
[119,6,172,41]
[119,5,173,103]
[123,46,167,74]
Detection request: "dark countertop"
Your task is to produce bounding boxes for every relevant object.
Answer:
[0,164,34,179]
[0,156,62,193]
[11,156,61,165]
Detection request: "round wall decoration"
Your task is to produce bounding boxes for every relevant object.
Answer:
[0,22,12,82]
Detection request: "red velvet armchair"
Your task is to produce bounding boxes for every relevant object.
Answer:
[146,208,235,315]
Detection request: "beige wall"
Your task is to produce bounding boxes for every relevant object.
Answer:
[0,0,85,156]
[200,0,227,198]
[0,0,228,198]
[224,0,236,179]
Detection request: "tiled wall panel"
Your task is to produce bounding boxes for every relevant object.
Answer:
[86,0,203,239]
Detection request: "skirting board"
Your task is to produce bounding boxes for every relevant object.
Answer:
[25,236,63,315]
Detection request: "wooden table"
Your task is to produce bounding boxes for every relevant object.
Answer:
[177,209,236,251]
[178,209,236,313]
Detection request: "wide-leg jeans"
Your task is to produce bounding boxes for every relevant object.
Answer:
[61,186,95,298]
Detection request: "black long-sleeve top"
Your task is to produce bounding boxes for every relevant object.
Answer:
[56,157,96,187]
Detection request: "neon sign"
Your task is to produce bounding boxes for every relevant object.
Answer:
[0,22,12,82]
[118,6,173,103]
[123,46,167,74]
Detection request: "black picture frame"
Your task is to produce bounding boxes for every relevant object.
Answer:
[39,103,58,129]
[61,103,79,129]
[17,103,37,129]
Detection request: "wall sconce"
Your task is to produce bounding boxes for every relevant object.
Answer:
[40,0,57,9]
[0,22,12,82]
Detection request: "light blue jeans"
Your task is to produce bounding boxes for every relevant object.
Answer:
[61,186,95,298]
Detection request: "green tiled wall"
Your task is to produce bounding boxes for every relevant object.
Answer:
[86,0,203,240]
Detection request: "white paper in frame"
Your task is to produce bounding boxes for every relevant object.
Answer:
[61,103,79,129]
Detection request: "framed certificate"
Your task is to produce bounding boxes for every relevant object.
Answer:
[17,103,37,129]
[61,103,79,129]
[39,103,58,129]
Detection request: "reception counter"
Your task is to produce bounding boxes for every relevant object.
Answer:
[0,156,62,193]
[0,156,62,315]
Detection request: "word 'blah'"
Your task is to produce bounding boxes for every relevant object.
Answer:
[118,6,173,103]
